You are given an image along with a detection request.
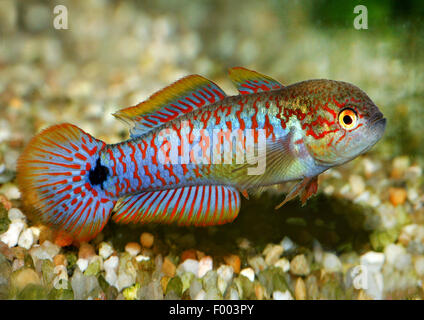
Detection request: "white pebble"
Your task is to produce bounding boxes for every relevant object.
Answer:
[360,251,385,272]
[3,185,21,200]
[18,228,34,249]
[194,289,206,300]
[384,244,411,271]
[76,258,89,272]
[414,256,424,276]
[8,208,26,222]
[0,220,25,247]
[240,267,255,282]
[179,259,199,276]
[322,253,342,272]
[104,255,119,272]
[116,272,135,292]
[280,236,296,252]
[29,227,40,244]
[99,242,114,259]
[217,265,233,294]
[198,256,213,278]
[273,290,293,300]
[274,258,290,272]
[135,255,150,262]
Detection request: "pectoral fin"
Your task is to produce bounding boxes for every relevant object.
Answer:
[275,176,318,209]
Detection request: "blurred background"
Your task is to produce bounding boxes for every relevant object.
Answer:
[1,0,424,300]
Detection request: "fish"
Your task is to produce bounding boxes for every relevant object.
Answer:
[17,67,386,242]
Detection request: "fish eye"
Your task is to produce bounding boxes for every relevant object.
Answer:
[338,108,357,130]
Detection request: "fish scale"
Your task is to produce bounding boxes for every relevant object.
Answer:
[17,67,386,242]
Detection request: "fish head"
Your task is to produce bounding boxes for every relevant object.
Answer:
[302,80,386,167]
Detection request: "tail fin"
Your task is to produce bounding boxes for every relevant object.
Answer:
[17,123,116,242]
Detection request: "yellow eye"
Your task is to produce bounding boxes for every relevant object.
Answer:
[338,108,357,130]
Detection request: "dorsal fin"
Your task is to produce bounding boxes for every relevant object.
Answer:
[113,75,227,138]
[228,67,284,95]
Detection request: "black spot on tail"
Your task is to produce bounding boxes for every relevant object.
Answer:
[89,158,109,189]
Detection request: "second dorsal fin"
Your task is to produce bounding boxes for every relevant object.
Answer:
[228,67,284,95]
[113,75,227,138]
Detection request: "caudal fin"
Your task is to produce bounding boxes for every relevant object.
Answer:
[17,123,116,242]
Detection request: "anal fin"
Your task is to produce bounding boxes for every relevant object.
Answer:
[113,185,240,226]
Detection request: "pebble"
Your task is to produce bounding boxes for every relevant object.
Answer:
[140,232,154,248]
[294,277,307,300]
[389,187,407,206]
[240,267,255,282]
[248,256,266,274]
[104,255,119,286]
[254,283,264,300]
[29,240,60,264]
[178,259,199,276]
[223,254,241,274]
[162,257,176,277]
[349,175,365,196]
[0,194,12,210]
[322,253,342,272]
[11,267,41,289]
[78,242,95,260]
[391,156,409,179]
[135,255,150,262]
[17,228,34,249]
[274,258,290,272]
[198,256,213,278]
[280,236,296,252]
[76,258,89,272]
[414,256,424,276]
[360,251,385,271]
[217,265,233,294]
[125,242,141,257]
[290,254,310,276]
[189,278,203,299]
[263,244,284,265]
[0,184,20,200]
[273,290,293,300]
[194,289,206,300]
[7,208,26,222]
[181,249,197,262]
[0,220,25,247]
[384,244,411,271]
[98,242,114,260]
[53,254,67,267]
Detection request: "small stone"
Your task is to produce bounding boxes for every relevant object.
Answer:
[84,257,101,276]
[280,236,296,252]
[384,244,411,271]
[273,290,293,300]
[11,268,41,290]
[274,258,290,272]
[290,254,310,276]
[189,278,202,299]
[162,257,176,277]
[178,259,199,276]
[116,271,135,292]
[0,194,12,211]
[194,289,206,300]
[8,208,26,222]
[135,255,150,262]
[240,267,255,282]
[360,251,385,271]
[125,242,141,257]
[248,256,266,273]
[349,175,365,196]
[217,265,234,294]
[78,242,95,260]
[294,277,307,300]
[53,254,67,267]
[223,254,240,274]
[322,253,342,272]
[389,188,407,207]
[1,184,20,200]
[140,232,154,248]
[391,156,409,179]
[99,242,114,260]
[198,256,213,278]
[263,244,284,265]
[255,283,264,300]
[123,283,140,300]
[0,220,25,247]
[414,256,424,276]
[76,258,89,272]
[18,228,34,250]
[180,249,197,262]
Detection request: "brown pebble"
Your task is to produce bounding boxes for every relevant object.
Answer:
[389,187,407,206]
[0,194,12,210]
[53,254,67,267]
[140,232,154,248]
[181,249,197,262]
[255,283,264,300]
[78,242,95,260]
[125,242,141,256]
[38,225,54,244]
[11,247,25,260]
[223,254,241,274]
[294,277,307,300]
[162,257,176,277]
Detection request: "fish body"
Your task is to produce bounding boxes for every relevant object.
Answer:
[17,67,386,241]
